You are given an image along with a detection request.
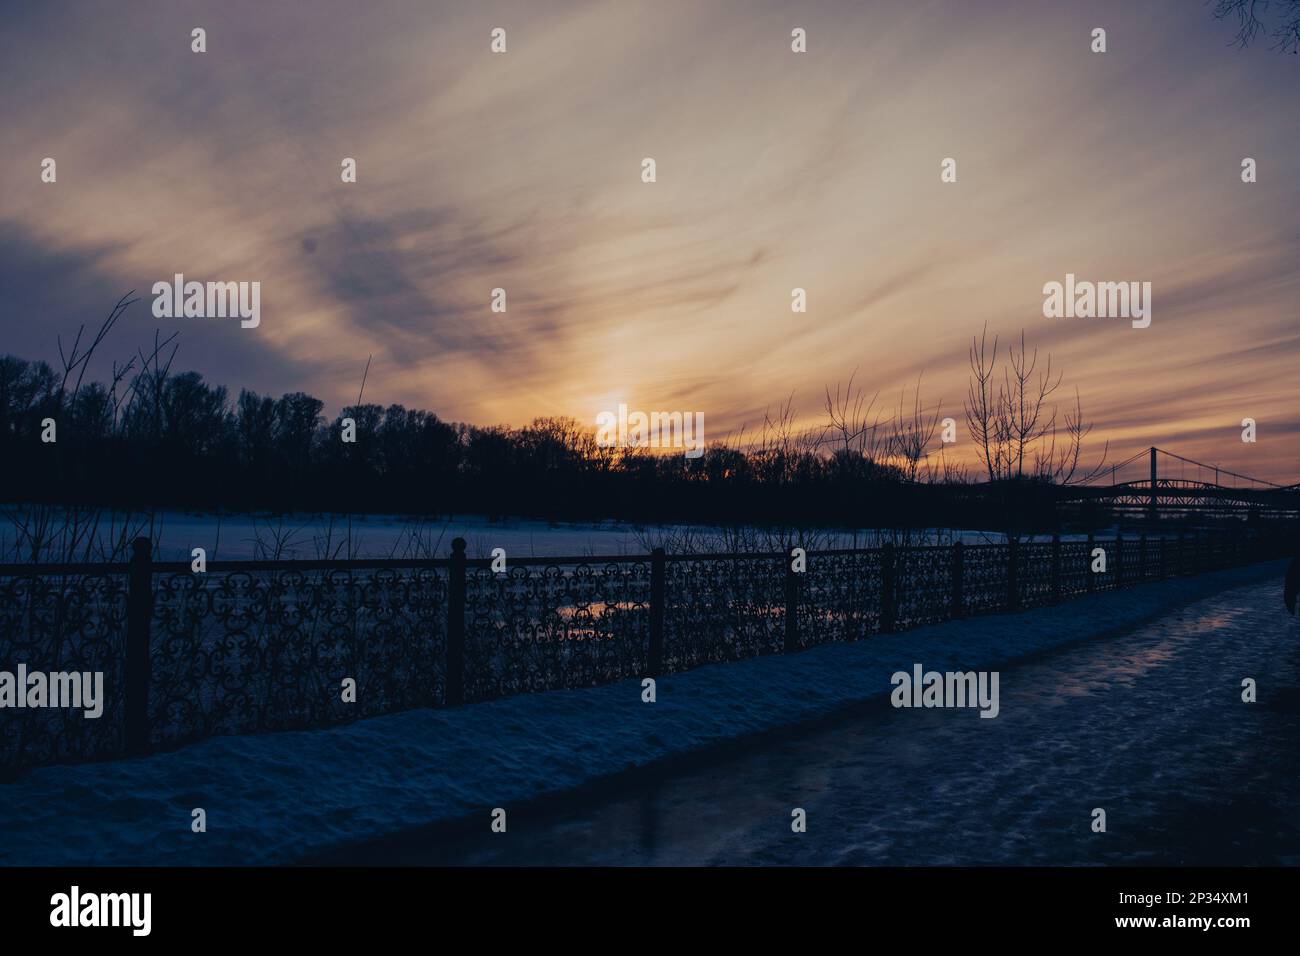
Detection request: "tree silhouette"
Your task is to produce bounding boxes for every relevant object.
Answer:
[1212,0,1300,53]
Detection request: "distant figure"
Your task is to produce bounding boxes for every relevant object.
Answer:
[1286,554,1300,614]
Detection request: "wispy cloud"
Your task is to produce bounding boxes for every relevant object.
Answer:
[1,0,1297,477]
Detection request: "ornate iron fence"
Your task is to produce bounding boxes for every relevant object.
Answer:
[1,527,1287,776]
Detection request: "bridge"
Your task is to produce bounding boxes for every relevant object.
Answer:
[1056,447,1300,522]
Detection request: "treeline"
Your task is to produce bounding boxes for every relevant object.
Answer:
[1,303,1097,531]
[0,351,1043,528]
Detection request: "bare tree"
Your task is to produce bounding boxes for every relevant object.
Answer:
[965,324,1005,483]
[1211,0,1300,53]
[888,374,942,483]
[818,369,886,461]
[1002,331,1061,479]
[964,326,1107,485]
[55,293,137,416]
[749,392,804,485]
[4,293,189,563]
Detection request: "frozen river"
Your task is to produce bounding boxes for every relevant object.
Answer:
[358,578,1300,865]
[1,507,1030,562]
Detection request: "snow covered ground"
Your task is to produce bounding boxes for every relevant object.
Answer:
[395,571,1300,865]
[0,558,1287,866]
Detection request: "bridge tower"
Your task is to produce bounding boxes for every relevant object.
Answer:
[1149,446,1157,522]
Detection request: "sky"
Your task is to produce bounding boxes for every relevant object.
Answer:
[1,0,1297,481]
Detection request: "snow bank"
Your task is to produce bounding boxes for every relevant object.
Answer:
[0,559,1286,866]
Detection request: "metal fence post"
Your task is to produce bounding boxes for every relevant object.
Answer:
[1006,537,1019,610]
[649,548,666,672]
[125,536,154,757]
[783,547,800,653]
[880,543,896,634]
[1086,532,1096,592]
[1138,533,1147,582]
[1050,534,1062,604]
[1177,531,1185,575]
[446,537,467,707]
[1114,533,1124,588]
[951,540,965,619]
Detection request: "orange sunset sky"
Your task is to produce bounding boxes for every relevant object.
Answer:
[2,0,1298,480]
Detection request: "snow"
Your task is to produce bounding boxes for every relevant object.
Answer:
[408,573,1300,866]
[0,558,1286,866]
[2,505,1055,562]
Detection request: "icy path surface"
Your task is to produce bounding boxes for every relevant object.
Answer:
[351,578,1300,866]
[1,560,1291,865]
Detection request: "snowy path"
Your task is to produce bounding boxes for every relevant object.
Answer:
[351,579,1300,866]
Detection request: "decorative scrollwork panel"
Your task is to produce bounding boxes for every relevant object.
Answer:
[0,572,128,773]
[464,562,650,702]
[149,567,446,748]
